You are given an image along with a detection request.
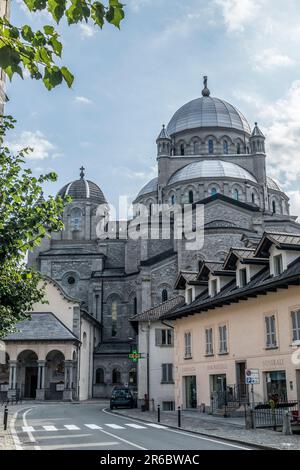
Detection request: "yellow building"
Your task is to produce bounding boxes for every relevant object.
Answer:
[164,232,300,411]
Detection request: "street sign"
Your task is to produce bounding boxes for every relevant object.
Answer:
[245,368,260,385]
[128,350,141,362]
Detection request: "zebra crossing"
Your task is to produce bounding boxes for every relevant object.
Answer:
[21,422,168,433]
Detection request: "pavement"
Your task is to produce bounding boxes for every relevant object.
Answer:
[113,407,300,450]
[0,401,255,451]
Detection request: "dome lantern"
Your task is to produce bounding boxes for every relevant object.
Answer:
[156,124,171,158]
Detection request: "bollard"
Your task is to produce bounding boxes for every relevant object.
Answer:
[157,404,160,423]
[3,405,8,431]
[282,411,292,436]
[178,406,181,428]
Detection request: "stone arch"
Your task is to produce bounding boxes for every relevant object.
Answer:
[176,139,187,156]
[249,187,260,205]
[62,270,80,289]
[207,182,221,196]
[216,250,228,262]
[189,136,201,155]
[231,183,245,201]
[17,350,39,399]
[204,134,217,154]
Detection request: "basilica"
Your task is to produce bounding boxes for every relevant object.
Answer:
[1,78,300,401]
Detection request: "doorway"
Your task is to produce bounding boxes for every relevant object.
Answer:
[25,367,38,398]
[184,376,197,409]
[236,361,247,401]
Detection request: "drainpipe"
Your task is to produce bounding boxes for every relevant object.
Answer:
[146,320,150,410]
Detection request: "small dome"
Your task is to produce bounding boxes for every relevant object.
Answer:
[136,177,158,198]
[167,96,251,136]
[57,167,106,204]
[168,160,257,186]
[267,177,282,192]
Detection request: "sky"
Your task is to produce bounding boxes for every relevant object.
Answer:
[5,0,300,216]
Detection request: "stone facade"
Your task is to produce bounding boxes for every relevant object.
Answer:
[26,79,300,399]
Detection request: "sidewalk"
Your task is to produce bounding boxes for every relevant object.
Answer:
[113,408,300,450]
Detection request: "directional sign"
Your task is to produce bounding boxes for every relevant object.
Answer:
[128,350,141,362]
[245,368,260,385]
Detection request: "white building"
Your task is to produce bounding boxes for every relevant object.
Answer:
[131,296,184,411]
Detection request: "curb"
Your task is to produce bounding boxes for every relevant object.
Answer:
[108,409,278,450]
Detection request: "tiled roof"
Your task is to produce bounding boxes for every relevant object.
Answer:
[163,256,300,321]
[4,313,78,341]
[131,296,185,322]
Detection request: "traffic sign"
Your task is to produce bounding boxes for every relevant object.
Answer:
[245,368,260,384]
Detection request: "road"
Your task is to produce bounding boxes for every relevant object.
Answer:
[10,402,254,450]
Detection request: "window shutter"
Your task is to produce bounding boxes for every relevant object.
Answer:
[155,329,162,346]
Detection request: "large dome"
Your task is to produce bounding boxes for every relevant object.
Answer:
[168,160,257,186]
[167,96,251,136]
[137,177,158,198]
[58,168,107,204]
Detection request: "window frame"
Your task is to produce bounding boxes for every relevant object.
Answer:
[161,363,174,384]
[291,308,300,342]
[273,254,283,276]
[218,324,228,354]
[264,313,277,349]
[205,327,214,356]
[184,331,192,359]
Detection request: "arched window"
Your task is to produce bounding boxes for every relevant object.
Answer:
[251,193,255,204]
[237,143,241,154]
[272,200,276,213]
[82,332,87,348]
[112,368,121,384]
[247,147,250,154]
[162,289,168,302]
[70,208,82,231]
[111,301,118,337]
[149,203,153,217]
[223,140,228,154]
[233,189,239,200]
[180,144,185,155]
[188,190,194,203]
[171,194,176,205]
[210,187,217,196]
[193,141,198,154]
[208,139,214,154]
[95,368,105,384]
[129,368,137,386]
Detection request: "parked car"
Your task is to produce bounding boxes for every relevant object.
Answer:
[110,387,136,410]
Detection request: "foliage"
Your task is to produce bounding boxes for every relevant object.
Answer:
[0,116,68,337]
[0,0,125,90]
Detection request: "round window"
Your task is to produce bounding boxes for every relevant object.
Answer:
[67,276,76,285]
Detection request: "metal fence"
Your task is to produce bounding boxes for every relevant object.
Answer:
[252,401,299,429]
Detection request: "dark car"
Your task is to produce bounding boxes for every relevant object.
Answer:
[110,387,135,410]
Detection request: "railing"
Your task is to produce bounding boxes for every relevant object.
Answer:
[252,401,299,429]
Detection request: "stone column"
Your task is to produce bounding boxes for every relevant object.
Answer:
[63,360,73,401]
[36,360,46,400]
[7,360,18,399]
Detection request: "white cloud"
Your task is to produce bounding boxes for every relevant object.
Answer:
[75,96,92,104]
[252,48,295,71]
[259,81,300,184]
[287,190,300,220]
[113,165,157,181]
[79,23,95,38]
[214,0,262,32]
[7,130,55,160]
[127,0,151,11]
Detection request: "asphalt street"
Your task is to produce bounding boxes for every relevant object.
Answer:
[10,402,255,450]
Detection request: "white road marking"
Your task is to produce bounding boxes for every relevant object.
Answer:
[85,424,103,430]
[102,408,251,450]
[23,409,41,451]
[22,426,35,433]
[10,409,24,450]
[43,425,57,431]
[41,441,119,450]
[146,423,168,429]
[64,425,80,431]
[105,423,125,429]
[125,423,147,429]
[35,434,92,441]
[96,428,147,450]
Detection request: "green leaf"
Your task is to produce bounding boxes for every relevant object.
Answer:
[21,25,35,42]
[49,36,62,56]
[43,25,55,35]
[91,2,105,28]
[106,2,124,28]
[47,0,67,23]
[61,66,74,88]
[43,66,63,90]
[0,45,21,69]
